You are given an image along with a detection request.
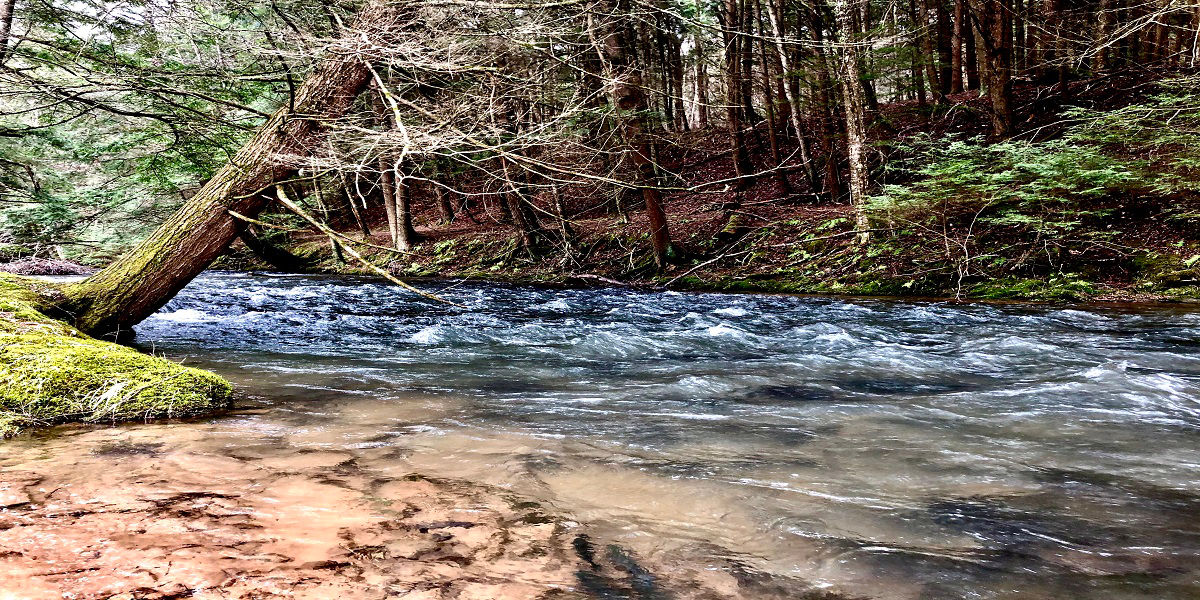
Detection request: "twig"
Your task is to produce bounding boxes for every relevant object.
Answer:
[768,227,890,246]
[571,273,631,286]
[663,249,753,287]
[275,188,463,307]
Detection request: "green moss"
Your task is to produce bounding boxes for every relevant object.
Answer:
[0,274,231,438]
[848,277,922,296]
[1161,285,1200,300]
[968,275,1098,301]
[0,411,22,438]
[1130,251,1200,291]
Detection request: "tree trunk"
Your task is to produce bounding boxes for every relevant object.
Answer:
[1037,0,1057,82]
[810,5,842,200]
[237,222,312,272]
[951,0,965,92]
[0,0,16,66]
[394,168,417,250]
[833,0,872,243]
[592,0,672,268]
[1013,0,1025,71]
[722,0,755,189]
[378,158,400,247]
[551,185,576,257]
[965,7,980,89]
[754,0,792,195]
[434,181,454,225]
[909,0,929,104]
[935,0,954,95]
[918,0,943,102]
[339,173,373,239]
[498,155,543,253]
[62,0,403,336]
[739,0,759,124]
[762,1,791,137]
[693,34,710,127]
[766,0,818,192]
[670,33,688,131]
[855,2,880,113]
[971,0,1014,138]
[656,23,675,131]
[371,85,403,249]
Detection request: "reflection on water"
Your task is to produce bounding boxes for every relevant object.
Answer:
[13,272,1200,598]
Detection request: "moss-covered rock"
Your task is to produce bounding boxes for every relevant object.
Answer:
[968,275,1098,301]
[0,274,232,438]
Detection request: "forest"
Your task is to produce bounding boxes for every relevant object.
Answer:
[2,0,1200,598]
[2,0,1199,303]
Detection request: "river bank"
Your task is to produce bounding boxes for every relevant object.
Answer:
[0,274,232,439]
[214,215,1200,305]
[193,73,1200,306]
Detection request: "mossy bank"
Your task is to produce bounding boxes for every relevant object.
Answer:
[0,275,232,438]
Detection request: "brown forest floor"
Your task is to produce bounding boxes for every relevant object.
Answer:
[227,67,1200,303]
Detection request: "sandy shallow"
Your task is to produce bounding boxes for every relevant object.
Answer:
[0,423,748,600]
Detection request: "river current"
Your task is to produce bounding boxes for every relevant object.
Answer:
[19,272,1200,598]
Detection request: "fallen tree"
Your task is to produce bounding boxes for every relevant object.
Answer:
[58,0,405,338]
[0,1,406,436]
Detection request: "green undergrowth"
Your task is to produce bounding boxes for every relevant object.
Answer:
[0,274,231,438]
[968,275,1098,301]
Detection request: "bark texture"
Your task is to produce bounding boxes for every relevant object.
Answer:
[970,0,1014,138]
[63,0,404,336]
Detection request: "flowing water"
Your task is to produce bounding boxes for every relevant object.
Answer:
[8,272,1200,598]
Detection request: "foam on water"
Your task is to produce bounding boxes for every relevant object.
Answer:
[714,306,749,317]
[153,308,221,323]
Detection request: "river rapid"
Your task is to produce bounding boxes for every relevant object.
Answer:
[5,272,1200,599]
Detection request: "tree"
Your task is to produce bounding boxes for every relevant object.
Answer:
[833,0,872,243]
[591,0,673,269]
[721,0,755,189]
[61,0,406,337]
[969,0,1014,138]
[0,0,15,66]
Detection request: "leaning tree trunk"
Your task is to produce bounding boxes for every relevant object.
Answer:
[63,0,403,337]
[238,223,313,272]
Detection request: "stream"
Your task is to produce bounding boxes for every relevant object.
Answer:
[4,271,1200,598]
